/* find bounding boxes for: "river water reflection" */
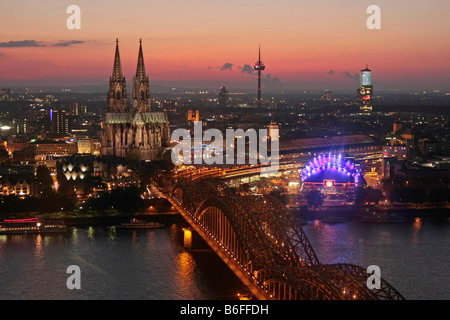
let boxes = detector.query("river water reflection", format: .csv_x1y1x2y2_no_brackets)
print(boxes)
302,216,450,299
0,216,448,300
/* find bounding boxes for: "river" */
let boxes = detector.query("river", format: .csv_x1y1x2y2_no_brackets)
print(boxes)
0,215,448,300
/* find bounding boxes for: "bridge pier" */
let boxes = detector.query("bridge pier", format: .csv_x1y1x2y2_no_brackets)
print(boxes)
183,228,192,249
182,227,206,250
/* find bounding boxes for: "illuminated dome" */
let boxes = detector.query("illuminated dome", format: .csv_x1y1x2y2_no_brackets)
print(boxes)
301,153,361,185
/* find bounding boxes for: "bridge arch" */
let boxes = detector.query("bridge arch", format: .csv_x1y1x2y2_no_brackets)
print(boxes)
256,265,345,300
241,194,320,267
194,196,255,271
220,194,281,269
311,263,405,300
163,177,404,300
171,182,195,213
194,194,280,273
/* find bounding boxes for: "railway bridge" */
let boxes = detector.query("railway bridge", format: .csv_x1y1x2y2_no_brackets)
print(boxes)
156,175,404,300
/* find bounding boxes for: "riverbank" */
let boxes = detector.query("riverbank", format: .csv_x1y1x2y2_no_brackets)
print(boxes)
63,212,181,228
291,205,450,221
0,209,181,228
2,203,449,228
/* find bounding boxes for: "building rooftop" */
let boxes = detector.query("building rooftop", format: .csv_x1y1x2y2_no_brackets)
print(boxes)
279,135,379,154
31,139,72,145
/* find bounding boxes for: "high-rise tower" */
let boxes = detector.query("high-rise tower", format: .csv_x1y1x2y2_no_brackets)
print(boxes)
50,109,69,135
253,45,265,108
218,86,229,108
357,65,373,113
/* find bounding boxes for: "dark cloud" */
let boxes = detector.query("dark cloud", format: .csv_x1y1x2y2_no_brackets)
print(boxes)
238,63,283,91
0,40,86,48
327,70,334,75
241,64,254,75
342,71,358,79
53,40,85,47
263,74,283,91
220,62,233,71
0,40,44,47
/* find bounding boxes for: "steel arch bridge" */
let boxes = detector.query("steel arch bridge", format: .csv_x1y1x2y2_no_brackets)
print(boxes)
156,176,404,300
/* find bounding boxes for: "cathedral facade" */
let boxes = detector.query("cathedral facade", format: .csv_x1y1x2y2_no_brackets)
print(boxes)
100,39,170,161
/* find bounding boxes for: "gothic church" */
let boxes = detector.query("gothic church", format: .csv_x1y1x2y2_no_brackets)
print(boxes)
100,39,170,161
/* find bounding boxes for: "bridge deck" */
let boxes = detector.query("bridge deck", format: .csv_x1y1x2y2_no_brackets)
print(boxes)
157,175,405,300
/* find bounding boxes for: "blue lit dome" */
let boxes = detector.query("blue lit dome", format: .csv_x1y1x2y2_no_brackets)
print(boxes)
301,153,361,185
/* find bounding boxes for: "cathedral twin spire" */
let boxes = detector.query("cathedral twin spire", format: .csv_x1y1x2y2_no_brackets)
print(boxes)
108,39,151,113
111,39,124,81
132,39,151,113
135,39,147,81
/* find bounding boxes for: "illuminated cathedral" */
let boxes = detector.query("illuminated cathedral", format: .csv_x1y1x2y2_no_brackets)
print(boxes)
100,39,170,161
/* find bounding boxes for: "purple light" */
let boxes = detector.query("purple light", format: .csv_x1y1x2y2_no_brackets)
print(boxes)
301,153,361,185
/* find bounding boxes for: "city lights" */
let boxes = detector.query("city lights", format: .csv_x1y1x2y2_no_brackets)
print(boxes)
0,0,447,308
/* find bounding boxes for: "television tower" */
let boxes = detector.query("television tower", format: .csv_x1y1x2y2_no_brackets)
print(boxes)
254,45,265,108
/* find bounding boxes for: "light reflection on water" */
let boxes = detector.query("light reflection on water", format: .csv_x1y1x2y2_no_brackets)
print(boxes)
0,222,243,300
302,217,450,300
0,217,448,300
412,217,422,246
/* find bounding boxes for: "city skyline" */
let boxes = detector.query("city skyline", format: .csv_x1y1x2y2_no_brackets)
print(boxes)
0,1,449,303
0,0,449,92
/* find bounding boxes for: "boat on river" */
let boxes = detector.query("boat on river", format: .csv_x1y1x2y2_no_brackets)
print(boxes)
360,211,405,223
0,218,67,235
116,218,165,229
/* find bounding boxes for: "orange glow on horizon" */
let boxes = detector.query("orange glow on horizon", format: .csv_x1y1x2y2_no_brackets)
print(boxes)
0,1,448,90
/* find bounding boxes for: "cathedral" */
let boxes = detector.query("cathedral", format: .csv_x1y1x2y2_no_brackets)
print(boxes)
100,39,170,161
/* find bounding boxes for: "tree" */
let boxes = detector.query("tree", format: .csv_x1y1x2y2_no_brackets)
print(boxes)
38,193,75,213
366,187,383,204
354,187,382,205
36,165,54,196
86,186,144,214
354,187,365,205
137,159,175,191
0,195,22,214
126,147,142,165
0,147,9,165
387,187,402,204
400,188,415,204
305,190,324,210
381,176,403,201
269,189,288,205
411,188,426,207
428,188,446,205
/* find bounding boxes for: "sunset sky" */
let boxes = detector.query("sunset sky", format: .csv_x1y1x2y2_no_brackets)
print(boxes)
1,0,449,92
